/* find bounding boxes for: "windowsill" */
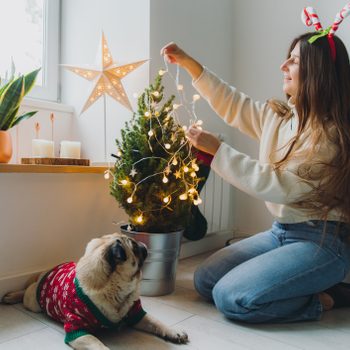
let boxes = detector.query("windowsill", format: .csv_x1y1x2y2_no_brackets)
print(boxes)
0,164,108,174
22,97,74,114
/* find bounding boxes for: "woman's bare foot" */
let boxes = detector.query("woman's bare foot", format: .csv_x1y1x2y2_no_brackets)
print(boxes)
319,292,335,311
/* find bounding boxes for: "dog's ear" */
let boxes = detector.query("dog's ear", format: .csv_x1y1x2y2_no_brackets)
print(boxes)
106,240,127,271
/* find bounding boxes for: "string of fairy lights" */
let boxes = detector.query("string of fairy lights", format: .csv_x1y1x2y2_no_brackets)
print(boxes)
106,60,205,227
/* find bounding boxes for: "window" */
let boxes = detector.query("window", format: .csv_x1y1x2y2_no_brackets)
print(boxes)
0,0,60,101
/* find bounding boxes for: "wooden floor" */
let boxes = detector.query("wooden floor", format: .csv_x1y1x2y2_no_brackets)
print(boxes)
1,251,350,349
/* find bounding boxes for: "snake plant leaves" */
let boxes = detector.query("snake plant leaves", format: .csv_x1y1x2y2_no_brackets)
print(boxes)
10,111,38,128
0,68,40,131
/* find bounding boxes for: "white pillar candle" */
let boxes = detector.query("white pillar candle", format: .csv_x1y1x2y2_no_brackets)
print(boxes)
60,141,81,159
32,139,55,158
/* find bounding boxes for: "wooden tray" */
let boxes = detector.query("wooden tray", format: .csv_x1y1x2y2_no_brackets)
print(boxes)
21,157,90,166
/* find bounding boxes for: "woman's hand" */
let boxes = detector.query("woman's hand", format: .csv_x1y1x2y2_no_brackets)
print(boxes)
186,126,221,156
160,42,188,65
160,42,203,80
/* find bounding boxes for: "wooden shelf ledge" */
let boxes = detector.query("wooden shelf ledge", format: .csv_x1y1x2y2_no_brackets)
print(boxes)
0,164,109,174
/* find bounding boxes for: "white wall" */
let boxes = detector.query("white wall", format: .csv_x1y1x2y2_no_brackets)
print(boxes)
7,100,74,163
228,0,305,234
60,0,150,164
0,0,150,299
0,172,128,298
149,0,237,231
231,0,350,234
8,0,151,165
151,0,350,235
3,1,350,297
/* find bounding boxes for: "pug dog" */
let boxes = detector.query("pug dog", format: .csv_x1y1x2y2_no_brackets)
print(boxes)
2,233,189,349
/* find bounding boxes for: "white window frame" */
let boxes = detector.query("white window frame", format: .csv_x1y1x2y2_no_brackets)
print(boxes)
28,0,60,102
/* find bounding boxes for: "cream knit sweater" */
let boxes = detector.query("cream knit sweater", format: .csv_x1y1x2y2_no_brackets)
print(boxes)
193,67,341,223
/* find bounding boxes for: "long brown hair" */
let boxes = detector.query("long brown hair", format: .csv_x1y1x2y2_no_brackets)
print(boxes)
269,32,350,222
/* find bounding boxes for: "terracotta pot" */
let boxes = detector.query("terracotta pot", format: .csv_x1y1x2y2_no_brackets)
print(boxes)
0,131,13,163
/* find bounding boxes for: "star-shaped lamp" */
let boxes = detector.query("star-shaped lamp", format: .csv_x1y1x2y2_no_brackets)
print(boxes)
63,32,147,113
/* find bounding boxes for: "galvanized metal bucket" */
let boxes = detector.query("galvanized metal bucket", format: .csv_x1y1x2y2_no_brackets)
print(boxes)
121,225,183,296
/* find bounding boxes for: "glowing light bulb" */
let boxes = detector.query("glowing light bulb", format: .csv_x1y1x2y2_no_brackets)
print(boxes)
189,188,196,194
153,91,160,97
190,171,196,178
127,197,133,203
165,143,171,150
193,94,200,101
121,179,128,185
136,215,143,223
193,164,200,171
144,111,150,117
162,176,169,183
159,69,166,76
177,84,183,91
148,130,154,137
117,150,122,157
104,171,110,180
197,119,203,125
179,193,188,200
183,166,189,173
172,158,178,166
163,196,170,203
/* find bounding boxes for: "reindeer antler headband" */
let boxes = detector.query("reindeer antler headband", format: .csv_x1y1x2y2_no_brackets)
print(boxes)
301,3,350,61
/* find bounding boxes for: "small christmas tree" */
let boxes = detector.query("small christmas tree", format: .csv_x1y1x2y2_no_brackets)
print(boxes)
110,74,203,233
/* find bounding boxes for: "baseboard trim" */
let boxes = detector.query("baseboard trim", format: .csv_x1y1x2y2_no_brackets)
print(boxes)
0,270,46,301
179,230,234,259
0,230,235,300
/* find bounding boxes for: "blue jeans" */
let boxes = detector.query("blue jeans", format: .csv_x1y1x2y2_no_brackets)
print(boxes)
194,221,350,323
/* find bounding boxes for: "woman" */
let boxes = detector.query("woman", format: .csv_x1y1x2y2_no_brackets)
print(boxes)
161,29,350,323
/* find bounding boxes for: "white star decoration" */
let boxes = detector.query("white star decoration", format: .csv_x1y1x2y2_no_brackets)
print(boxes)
130,168,137,177
62,32,148,113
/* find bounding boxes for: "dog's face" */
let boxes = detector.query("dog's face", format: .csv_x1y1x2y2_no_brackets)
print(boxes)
76,233,147,290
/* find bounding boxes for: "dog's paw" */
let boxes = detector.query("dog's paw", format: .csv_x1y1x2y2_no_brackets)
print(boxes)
2,291,24,304
69,334,110,350
164,330,189,344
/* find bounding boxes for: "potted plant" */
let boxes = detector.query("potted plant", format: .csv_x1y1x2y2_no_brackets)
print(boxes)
0,68,40,163
110,74,204,296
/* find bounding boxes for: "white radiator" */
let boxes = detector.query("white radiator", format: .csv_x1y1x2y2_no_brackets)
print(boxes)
200,170,233,234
